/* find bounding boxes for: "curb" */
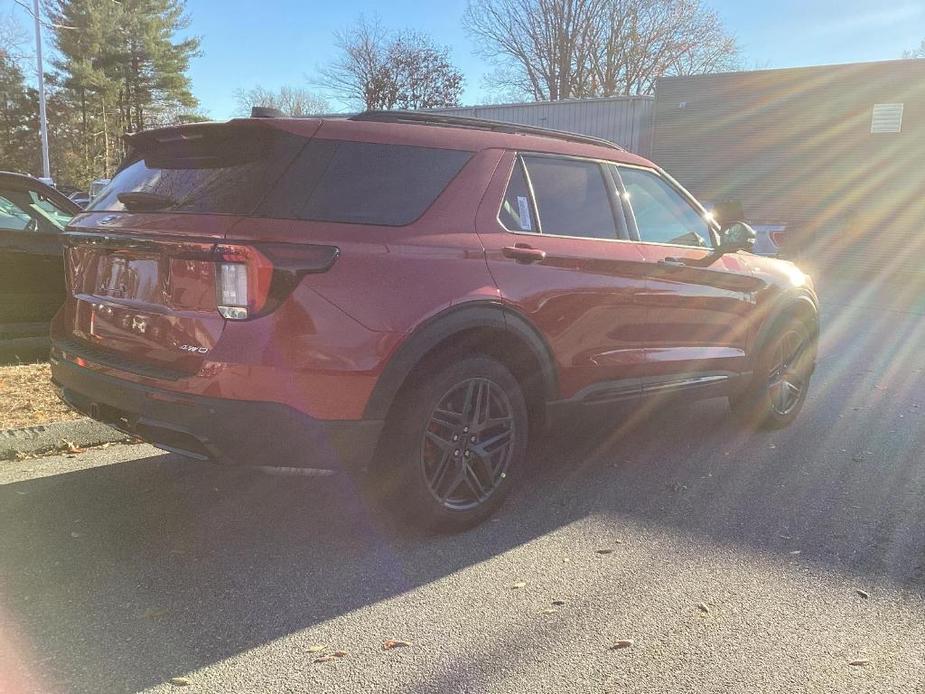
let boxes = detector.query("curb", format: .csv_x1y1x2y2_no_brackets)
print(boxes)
0,418,132,460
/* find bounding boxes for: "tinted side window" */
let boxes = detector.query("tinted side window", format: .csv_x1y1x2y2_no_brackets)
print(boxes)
618,167,712,247
0,193,32,232
0,190,70,233
522,157,617,240
262,140,472,226
499,160,535,231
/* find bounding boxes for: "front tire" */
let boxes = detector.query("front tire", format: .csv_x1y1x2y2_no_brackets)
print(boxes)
378,355,529,532
730,318,815,430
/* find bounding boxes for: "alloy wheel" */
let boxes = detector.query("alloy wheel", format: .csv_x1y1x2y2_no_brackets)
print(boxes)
768,329,808,416
420,378,516,511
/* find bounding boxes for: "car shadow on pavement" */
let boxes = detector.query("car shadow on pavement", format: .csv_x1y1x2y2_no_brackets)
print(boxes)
2,280,925,692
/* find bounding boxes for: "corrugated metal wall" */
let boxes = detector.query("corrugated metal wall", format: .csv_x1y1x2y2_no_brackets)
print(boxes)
428,96,655,157
652,60,925,279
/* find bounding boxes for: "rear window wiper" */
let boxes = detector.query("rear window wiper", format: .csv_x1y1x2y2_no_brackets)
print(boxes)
117,191,178,211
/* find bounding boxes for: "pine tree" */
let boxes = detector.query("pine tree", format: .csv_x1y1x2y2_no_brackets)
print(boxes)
0,51,40,174
45,0,200,183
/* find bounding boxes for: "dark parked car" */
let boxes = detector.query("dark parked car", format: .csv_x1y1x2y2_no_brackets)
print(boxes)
50,112,818,530
0,172,81,354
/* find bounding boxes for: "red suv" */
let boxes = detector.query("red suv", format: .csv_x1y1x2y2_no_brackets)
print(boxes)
51,111,818,529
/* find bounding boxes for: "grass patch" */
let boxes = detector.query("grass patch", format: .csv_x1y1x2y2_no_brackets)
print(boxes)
0,362,79,430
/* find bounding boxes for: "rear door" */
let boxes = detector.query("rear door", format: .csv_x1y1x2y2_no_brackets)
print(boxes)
58,121,315,375
476,151,650,403
613,164,760,383
0,182,76,329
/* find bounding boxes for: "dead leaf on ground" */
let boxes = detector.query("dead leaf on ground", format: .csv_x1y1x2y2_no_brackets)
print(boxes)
856,589,870,599
383,639,412,650
849,659,870,667
610,639,634,650
596,549,614,555
697,603,710,614
551,600,566,606
541,608,557,615
168,676,191,687
511,581,527,590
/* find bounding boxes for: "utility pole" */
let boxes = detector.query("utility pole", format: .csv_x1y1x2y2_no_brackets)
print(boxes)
32,0,51,180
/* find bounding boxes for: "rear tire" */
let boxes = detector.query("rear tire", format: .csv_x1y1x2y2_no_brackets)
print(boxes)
730,317,815,430
377,355,528,532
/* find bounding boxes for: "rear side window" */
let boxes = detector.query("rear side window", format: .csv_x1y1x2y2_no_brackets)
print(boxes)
521,156,617,240
260,140,472,226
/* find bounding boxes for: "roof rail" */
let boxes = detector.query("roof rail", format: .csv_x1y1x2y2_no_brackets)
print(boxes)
349,110,626,152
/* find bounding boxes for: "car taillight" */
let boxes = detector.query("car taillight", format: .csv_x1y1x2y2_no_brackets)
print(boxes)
216,262,250,319
212,243,339,320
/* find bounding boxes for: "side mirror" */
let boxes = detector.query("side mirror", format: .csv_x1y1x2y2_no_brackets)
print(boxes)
718,221,756,254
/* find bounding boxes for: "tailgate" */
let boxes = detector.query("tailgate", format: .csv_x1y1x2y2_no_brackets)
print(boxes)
62,215,239,376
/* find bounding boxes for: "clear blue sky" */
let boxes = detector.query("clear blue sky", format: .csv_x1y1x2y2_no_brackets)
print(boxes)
20,0,925,118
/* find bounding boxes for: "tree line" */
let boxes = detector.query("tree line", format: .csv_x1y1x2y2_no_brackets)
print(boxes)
2,0,920,190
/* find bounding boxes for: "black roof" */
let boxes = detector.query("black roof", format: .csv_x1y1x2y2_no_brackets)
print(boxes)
350,110,626,152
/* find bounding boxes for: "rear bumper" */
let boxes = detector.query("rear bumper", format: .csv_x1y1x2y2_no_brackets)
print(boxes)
50,355,383,471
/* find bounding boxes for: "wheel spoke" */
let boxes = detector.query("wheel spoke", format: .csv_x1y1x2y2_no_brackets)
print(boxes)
463,462,488,500
424,429,453,451
432,407,464,428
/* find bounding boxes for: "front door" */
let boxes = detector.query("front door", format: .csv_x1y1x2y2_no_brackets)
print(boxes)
0,184,74,330
612,164,760,385
476,152,651,403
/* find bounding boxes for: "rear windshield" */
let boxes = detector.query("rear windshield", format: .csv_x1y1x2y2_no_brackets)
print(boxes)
90,125,305,216
91,128,472,225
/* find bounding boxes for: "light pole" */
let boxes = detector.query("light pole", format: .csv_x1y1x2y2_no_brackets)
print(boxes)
32,0,51,180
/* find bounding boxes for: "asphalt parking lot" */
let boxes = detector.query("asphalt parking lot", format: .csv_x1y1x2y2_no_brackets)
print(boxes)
2,278,925,694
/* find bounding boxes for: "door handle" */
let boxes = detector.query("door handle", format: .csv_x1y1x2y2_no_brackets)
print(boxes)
658,257,687,269
502,244,547,264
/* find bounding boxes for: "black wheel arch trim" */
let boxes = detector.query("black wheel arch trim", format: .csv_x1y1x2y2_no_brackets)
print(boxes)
363,301,559,420
753,289,819,358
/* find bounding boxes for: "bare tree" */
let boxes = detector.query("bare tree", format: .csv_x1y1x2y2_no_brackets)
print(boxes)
320,17,463,110
234,85,329,116
0,11,30,67
465,0,739,100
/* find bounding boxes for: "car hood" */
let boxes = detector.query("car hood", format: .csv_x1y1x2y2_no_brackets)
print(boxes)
744,253,816,295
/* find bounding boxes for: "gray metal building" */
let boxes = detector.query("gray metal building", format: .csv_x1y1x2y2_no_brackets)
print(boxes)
652,60,925,278
428,95,655,157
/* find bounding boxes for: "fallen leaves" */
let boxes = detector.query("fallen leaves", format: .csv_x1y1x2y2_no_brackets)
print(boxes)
168,676,191,687
511,581,527,590
609,639,634,650
849,659,870,667
595,549,614,555
312,647,348,663
382,639,412,651
62,439,85,454
856,589,870,599
697,602,710,615
551,600,566,606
